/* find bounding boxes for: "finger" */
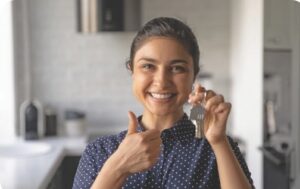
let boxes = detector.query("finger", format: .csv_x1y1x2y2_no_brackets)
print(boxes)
194,83,205,95
148,137,162,146
188,84,206,105
188,92,206,105
148,139,162,156
141,129,161,141
214,102,231,114
127,111,138,135
205,94,225,111
204,90,216,102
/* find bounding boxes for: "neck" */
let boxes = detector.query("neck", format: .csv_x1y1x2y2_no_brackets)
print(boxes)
141,110,184,132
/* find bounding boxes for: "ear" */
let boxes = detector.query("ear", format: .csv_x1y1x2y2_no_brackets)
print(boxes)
126,60,134,73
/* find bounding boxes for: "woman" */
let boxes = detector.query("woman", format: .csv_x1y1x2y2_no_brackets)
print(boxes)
73,17,254,189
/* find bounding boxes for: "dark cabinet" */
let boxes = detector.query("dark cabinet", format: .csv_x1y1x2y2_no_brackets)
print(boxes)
77,0,140,33
47,156,81,189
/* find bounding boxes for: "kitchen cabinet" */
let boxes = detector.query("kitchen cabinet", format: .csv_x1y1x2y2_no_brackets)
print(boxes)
264,0,291,49
47,156,81,189
77,0,141,32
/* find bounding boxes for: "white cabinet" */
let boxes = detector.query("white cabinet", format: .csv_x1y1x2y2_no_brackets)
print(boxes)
264,0,291,49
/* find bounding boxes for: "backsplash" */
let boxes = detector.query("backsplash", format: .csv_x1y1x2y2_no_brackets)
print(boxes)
13,0,231,134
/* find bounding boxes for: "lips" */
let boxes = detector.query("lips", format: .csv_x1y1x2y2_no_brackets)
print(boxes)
149,92,176,100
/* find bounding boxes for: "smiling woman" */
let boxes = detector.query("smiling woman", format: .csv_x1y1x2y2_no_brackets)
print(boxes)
72,17,254,189
0,0,16,139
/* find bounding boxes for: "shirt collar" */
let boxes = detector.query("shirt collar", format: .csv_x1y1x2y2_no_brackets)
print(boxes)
137,113,197,143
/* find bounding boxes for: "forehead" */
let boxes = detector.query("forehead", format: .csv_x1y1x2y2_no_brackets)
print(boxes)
133,37,192,62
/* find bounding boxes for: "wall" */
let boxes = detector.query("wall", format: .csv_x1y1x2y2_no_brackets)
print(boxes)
230,0,264,188
291,2,300,188
14,0,138,134
14,0,231,134
0,1,16,139
142,0,231,80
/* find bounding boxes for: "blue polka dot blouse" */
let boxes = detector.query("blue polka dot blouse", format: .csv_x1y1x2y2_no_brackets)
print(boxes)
73,114,254,189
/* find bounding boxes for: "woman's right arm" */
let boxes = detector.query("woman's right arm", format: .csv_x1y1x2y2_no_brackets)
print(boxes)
91,111,161,189
90,151,130,189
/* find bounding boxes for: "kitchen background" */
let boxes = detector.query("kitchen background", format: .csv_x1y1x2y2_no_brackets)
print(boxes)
0,0,300,189
12,0,232,134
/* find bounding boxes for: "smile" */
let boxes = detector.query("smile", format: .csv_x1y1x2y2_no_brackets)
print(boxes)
149,92,176,100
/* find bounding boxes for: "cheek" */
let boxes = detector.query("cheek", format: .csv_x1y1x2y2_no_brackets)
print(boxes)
176,77,193,97
132,72,150,94
132,72,146,85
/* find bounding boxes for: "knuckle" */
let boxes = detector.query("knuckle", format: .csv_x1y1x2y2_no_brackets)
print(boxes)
158,138,162,144
145,161,153,168
143,145,151,152
136,135,146,143
153,130,161,136
146,151,152,159
218,94,224,100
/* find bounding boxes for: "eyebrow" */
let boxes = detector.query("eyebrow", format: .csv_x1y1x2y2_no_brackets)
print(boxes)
137,57,189,64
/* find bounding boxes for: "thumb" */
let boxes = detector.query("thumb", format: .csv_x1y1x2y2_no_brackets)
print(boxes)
127,111,138,135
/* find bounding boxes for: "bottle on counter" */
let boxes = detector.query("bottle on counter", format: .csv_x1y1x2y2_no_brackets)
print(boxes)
20,100,44,140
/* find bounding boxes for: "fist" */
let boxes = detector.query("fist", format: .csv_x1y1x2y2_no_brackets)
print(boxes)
114,111,162,174
189,84,231,145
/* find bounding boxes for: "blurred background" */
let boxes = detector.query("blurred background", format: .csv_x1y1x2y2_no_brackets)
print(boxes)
0,0,300,189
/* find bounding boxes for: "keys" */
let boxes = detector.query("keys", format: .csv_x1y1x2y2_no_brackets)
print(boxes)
190,105,205,139
189,91,206,139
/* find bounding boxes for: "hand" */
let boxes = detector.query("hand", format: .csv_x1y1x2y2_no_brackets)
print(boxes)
188,84,231,145
112,111,162,175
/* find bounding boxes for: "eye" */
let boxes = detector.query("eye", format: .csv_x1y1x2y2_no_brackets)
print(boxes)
141,63,155,71
171,65,186,73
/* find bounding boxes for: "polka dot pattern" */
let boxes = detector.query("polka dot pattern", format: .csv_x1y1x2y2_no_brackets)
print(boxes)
73,114,254,189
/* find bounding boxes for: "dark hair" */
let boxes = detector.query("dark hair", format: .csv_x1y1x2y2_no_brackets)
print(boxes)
126,17,200,79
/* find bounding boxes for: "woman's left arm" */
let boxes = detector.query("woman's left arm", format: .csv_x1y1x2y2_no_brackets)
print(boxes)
189,84,252,189
211,137,252,189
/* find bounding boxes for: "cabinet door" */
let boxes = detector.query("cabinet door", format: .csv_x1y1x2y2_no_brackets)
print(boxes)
264,0,291,49
47,163,64,189
62,156,81,189
47,156,81,189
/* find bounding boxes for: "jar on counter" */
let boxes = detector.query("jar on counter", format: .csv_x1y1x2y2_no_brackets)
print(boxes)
45,108,57,136
64,110,86,137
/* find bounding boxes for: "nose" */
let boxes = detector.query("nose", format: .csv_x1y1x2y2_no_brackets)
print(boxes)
153,68,171,88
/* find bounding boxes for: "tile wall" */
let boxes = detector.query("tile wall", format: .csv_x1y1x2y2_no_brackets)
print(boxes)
13,0,230,134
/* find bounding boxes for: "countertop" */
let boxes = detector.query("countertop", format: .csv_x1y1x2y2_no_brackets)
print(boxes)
0,136,88,189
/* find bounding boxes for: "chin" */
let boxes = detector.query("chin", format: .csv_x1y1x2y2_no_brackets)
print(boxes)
149,107,183,117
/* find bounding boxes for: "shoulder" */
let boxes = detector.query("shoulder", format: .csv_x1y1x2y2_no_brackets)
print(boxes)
84,130,127,157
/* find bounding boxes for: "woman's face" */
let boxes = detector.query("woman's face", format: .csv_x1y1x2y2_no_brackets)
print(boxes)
132,37,194,117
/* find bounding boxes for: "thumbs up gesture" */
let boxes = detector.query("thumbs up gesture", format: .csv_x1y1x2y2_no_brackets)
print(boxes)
112,111,162,174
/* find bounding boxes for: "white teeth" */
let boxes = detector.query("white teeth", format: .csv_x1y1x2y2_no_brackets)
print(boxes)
150,93,173,99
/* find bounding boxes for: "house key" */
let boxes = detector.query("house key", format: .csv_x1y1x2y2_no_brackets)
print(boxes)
189,91,206,139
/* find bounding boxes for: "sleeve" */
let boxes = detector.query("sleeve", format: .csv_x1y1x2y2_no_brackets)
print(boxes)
72,141,109,189
227,136,255,189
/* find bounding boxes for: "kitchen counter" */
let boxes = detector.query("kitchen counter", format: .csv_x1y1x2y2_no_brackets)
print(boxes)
0,136,87,189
